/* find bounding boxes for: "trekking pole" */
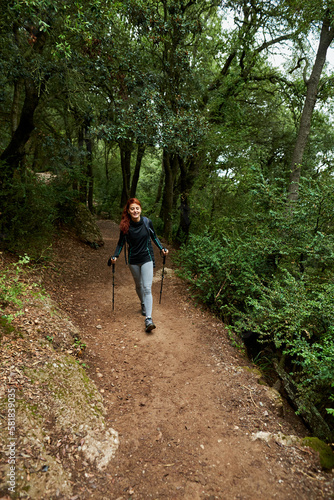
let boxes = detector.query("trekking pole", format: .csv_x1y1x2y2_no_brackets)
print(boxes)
112,262,115,311
159,254,166,304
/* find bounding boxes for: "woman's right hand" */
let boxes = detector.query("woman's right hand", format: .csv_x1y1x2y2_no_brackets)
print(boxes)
107,257,117,266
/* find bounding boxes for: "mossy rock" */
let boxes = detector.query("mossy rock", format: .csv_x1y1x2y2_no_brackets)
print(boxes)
72,203,104,248
239,366,263,378
302,437,334,471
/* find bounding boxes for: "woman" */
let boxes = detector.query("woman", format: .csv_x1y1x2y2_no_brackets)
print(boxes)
108,198,168,333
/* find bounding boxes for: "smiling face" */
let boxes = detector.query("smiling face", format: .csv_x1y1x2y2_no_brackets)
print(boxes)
128,203,142,222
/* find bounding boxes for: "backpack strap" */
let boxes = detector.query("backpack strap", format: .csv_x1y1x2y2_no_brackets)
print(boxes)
142,216,153,237
124,235,127,265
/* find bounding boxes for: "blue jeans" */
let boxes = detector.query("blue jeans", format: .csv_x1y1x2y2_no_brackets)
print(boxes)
129,261,154,318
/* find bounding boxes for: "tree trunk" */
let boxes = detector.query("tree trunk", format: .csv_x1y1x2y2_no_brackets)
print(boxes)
160,150,178,241
11,79,24,137
287,13,334,202
130,144,146,198
154,162,165,207
120,140,132,207
0,78,41,178
104,142,111,181
0,27,47,180
84,118,94,213
78,126,86,203
176,156,198,240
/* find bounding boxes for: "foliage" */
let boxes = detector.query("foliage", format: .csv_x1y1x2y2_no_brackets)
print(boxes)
0,171,58,258
0,168,85,258
0,254,31,322
177,171,334,431
136,151,163,212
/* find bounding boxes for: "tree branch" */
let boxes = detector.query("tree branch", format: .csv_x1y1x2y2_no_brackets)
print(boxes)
288,57,307,74
255,33,296,55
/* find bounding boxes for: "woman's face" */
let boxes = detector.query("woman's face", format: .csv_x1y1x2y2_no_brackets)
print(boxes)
128,203,142,222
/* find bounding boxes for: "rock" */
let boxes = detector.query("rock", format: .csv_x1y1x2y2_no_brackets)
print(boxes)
262,386,284,417
251,431,300,447
237,365,267,385
274,360,333,441
81,426,119,470
302,437,334,471
152,267,174,282
72,203,104,248
239,366,263,379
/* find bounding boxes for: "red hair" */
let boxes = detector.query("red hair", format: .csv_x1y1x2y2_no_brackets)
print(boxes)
120,198,142,234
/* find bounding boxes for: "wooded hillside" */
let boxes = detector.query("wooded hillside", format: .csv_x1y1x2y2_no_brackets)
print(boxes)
1,0,334,441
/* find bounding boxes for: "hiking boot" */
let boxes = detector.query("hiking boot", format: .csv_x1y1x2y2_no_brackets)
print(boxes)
145,317,156,333
141,303,146,316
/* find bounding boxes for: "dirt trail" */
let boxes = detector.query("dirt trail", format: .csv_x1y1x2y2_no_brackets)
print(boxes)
50,220,334,499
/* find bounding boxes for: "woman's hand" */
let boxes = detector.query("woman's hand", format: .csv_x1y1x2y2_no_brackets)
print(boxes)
107,256,117,266
161,248,169,256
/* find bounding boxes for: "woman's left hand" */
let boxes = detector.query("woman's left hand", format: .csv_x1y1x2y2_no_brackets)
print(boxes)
162,248,169,256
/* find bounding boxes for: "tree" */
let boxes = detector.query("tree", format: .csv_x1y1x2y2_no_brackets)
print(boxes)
287,8,334,201
127,0,222,239
0,1,116,169
0,21,48,175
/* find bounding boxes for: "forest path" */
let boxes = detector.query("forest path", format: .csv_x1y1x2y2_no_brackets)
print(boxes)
49,219,333,499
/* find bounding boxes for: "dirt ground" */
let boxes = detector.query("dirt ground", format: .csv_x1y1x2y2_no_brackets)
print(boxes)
45,219,334,499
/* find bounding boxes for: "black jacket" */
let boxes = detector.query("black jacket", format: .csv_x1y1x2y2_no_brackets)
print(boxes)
113,216,163,266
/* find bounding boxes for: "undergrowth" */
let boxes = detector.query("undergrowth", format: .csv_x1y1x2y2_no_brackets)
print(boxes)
176,174,334,438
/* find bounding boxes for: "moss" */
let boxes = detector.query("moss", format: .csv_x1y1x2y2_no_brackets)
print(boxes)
24,354,105,431
17,400,43,422
93,404,104,417
240,365,262,377
302,437,334,471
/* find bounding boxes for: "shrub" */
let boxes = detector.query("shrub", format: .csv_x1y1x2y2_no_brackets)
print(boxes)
0,254,31,322
177,173,334,434
0,172,57,258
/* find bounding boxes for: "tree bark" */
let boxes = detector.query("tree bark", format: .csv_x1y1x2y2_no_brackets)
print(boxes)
0,28,47,180
176,156,198,240
11,79,24,137
287,13,334,202
154,162,165,208
130,144,146,198
0,78,41,177
104,142,112,181
84,118,94,213
78,126,86,203
120,140,132,207
160,150,178,241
